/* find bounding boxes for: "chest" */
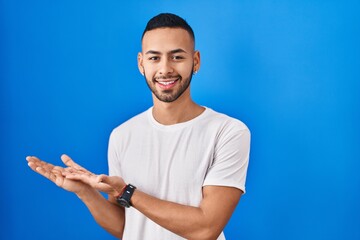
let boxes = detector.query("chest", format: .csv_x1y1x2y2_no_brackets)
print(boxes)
118,128,216,203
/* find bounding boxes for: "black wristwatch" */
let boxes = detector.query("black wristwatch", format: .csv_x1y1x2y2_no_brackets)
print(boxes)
116,184,136,208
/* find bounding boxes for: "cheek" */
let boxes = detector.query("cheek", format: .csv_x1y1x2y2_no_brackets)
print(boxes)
143,66,155,77
143,72,152,82
179,63,194,76
143,71,157,84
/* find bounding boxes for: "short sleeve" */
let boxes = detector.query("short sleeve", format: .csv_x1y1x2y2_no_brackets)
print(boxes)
203,124,250,194
107,129,122,177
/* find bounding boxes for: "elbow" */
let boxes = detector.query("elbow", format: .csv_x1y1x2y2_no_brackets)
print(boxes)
99,223,123,239
106,228,123,239
113,231,123,239
201,229,222,240
188,227,222,240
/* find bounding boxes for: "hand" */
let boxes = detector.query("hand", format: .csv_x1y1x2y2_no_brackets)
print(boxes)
98,175,127,198
26,154,90,194
64,169,127,197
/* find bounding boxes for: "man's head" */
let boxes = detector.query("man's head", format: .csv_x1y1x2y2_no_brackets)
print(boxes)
138,13,200,103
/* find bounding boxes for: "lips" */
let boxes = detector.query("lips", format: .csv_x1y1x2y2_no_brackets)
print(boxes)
155,77,180,89
158,80,176,85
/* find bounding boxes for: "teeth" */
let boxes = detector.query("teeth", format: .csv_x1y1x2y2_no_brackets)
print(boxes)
159,81,175,85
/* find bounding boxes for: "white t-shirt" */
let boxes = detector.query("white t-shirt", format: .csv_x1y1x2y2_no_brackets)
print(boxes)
108,107,250,240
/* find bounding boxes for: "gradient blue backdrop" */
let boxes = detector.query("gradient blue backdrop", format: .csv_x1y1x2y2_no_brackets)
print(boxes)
1,1,359,239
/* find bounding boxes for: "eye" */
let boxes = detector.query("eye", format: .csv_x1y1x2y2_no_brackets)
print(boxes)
172,55,184,61
148,56,160,61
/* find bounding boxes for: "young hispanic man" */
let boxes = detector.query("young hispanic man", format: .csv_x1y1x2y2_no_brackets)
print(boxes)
27,13,251,240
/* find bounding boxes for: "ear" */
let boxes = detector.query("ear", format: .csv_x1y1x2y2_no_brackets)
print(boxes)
137,52,144,75
193,50,201,73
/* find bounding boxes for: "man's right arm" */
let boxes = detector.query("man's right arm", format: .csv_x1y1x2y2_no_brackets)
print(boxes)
26,155,125,239
75,186,125,238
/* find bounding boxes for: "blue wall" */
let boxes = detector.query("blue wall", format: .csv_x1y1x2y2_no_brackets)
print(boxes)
1,1,359,239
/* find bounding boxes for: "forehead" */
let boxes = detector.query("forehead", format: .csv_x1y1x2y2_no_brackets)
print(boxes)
142,28,194,53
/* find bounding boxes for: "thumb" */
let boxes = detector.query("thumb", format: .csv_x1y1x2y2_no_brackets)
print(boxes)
61,154,84,170
98,174,126,194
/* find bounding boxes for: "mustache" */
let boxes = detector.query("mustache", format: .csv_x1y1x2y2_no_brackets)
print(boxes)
154,75,181,81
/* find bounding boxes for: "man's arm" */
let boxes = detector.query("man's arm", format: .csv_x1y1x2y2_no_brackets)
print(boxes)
133,185,241,240
26,155,125,238
75,187,125,238
97,175,242,240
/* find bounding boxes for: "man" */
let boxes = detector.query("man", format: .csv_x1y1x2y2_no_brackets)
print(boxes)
27,13,250,240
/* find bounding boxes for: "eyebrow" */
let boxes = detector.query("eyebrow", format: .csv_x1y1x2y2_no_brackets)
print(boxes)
145,48,187,55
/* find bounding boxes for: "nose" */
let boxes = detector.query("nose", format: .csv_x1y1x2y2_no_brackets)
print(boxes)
158,59,174,75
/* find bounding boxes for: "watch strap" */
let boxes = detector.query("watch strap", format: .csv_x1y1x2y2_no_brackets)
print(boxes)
116,184,136,208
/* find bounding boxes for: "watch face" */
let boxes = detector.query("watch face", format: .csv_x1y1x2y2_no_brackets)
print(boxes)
117,198,130,208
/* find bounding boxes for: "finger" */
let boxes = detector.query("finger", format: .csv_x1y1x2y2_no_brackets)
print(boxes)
97,175,125,193
26,156,43,166
26,156,60,185
61,154,93,174
65,172,93,186
95,182,116,194
26,156,40,162
27,159,39,171
27,156,56,170
33,166,57,183
61,154,81,169
26,157,47,173
26,156,34,163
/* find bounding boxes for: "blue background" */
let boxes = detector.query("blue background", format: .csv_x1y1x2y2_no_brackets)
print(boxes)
1,0,359,239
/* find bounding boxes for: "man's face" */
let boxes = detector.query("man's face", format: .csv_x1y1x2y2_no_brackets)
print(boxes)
138,28,200,103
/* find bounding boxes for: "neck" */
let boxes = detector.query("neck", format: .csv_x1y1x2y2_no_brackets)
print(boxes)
152,91,205,125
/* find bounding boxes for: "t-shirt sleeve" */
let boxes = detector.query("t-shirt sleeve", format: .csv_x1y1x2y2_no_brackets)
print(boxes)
203,124,251,194
107,129,122,177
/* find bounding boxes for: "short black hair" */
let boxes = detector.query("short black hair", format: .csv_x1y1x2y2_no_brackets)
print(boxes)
142,13,195,42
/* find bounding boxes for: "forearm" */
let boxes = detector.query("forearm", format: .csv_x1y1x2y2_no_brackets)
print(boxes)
133,192,205,239
131,187,239,240
76,187,125,238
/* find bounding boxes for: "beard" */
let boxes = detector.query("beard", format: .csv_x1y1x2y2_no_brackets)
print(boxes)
144,69,194,103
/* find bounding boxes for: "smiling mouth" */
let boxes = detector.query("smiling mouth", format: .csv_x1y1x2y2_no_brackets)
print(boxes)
157,79,177,85
155,77,180,89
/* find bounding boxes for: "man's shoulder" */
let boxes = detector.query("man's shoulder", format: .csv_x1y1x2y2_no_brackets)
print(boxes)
203,107,249,133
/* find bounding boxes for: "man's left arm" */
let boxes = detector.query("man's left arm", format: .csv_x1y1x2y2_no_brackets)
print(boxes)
95,174,242,240
130,184,242,240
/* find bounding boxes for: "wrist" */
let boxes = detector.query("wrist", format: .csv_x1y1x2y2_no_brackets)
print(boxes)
115,185,127,199
75,185,97,200
130,188,139,207
116,184,136,208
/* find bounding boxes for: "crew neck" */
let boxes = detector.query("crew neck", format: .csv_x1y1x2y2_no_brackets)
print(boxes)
147,107,210,131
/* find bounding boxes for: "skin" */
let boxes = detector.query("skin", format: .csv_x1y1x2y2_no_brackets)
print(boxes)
138,27,204,125
26,27,242,240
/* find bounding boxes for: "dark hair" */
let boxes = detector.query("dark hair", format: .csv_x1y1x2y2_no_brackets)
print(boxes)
142,13,195,42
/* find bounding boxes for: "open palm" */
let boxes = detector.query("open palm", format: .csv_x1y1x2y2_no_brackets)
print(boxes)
27,155,94,194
